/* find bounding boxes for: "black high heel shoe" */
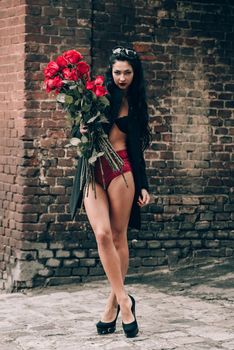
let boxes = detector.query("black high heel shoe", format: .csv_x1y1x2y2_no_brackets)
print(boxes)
122,295,139,338
96,305,120,335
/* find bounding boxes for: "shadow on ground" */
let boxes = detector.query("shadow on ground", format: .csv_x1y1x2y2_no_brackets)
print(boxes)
128,257,234,305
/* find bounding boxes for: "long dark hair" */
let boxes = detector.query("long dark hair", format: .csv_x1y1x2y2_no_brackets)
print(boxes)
105,47,151,150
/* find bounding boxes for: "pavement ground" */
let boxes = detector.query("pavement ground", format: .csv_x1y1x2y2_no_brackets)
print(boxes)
0,257,233,350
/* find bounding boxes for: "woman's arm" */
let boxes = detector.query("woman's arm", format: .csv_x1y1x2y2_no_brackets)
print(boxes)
140,154,149,191
137,152,150,207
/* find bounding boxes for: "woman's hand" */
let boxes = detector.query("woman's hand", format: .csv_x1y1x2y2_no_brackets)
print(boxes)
137,188,150,207
80,123,88,134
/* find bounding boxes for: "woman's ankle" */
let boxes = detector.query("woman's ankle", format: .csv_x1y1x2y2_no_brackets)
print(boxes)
118,293,130,307
103,297,117,313
107,292,118,306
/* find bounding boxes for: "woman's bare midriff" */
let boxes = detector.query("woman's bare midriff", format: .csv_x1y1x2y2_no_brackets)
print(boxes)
109,96,128,151
108,123,127,151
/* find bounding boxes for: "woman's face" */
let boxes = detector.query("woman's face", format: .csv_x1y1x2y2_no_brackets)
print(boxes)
112,60,134,91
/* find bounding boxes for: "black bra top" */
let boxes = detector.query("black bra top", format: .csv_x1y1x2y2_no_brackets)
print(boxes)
115,115,129,134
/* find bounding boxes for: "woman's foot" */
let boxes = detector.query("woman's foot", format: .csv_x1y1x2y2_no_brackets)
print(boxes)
96,304,120,335
100,303,119,323
100,295,119,322
96,295,120,335
119,294,135,324
122,295,139,338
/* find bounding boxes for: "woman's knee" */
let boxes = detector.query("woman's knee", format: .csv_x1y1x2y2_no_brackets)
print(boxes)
94,228,112,246
112,228,128,249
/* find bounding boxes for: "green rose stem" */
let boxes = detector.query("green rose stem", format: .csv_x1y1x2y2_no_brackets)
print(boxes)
97,132,128,187
79,128,129,210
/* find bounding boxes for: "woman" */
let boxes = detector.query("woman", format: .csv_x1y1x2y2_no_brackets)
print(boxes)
70,46,151,338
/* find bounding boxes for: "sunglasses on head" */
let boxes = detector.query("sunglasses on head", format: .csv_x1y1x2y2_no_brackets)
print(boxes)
112,46,137,58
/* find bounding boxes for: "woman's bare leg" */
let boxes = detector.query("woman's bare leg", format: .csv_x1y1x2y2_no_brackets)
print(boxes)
101,234,129,321
99,172,135,322
84,179,134,323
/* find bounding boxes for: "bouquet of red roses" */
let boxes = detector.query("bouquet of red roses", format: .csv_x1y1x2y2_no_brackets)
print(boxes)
43,49,125,193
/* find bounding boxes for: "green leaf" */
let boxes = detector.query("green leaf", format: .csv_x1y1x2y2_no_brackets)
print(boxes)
62,79,72,84
80,97,86,108
81,135,89,143
82,104,91,112
99,115,109,123
86,114,99,124
56,93,66,103
75,114,82,124
69,84,78,90
91,91,97,100
98,96,110,106
88,155,98,164
74,99,81,106
70,137,81,146
65,114,73,124
97,151,104,157
65,95,74,104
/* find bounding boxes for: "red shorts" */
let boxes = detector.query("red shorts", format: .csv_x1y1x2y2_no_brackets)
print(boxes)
95,149,132,189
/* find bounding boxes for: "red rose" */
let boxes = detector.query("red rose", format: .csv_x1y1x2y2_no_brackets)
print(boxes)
52,76,64,90
70,68,78,80
77,61,90,77
94,75,105,85
62,68,78,81
56,55,68,68
86,77,107,96
62,68,70,80
95,85,108,97
86,71,91,81
44,76,63,93
86,80,95,90
44,78,54,93
44,61,60,78
63,50,83,64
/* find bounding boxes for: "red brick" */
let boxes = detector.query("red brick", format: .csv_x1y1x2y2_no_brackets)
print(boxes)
1,0,234,292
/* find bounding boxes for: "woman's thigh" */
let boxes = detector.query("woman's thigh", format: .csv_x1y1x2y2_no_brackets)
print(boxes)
107,172,135,233
84,182,111,233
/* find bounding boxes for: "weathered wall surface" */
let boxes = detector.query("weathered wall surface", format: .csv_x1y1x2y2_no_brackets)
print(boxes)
0,0,27,290
0,0,233,290
92,0,234,271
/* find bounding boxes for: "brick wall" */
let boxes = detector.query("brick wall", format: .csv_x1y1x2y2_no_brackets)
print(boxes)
92,0,234,271
15,0,93,290
0,0,26,290
0,0,233,291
